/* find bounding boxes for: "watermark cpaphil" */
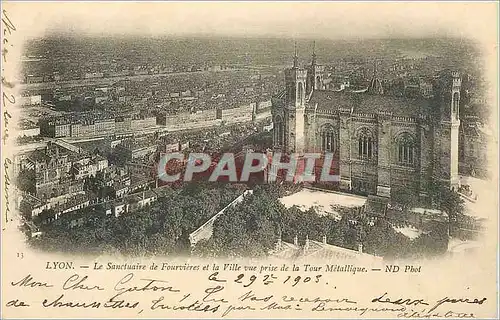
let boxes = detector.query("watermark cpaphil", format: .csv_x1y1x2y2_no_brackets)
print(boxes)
157,151,340,184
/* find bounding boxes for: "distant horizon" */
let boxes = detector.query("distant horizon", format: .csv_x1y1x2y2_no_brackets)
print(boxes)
23,36,480,62
29,34,475,42
4,2,496,44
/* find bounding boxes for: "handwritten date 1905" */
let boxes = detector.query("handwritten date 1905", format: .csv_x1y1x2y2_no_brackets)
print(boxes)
208,272,322,287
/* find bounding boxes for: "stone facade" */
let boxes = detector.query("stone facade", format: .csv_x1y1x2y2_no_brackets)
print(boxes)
271,50,461,198
459,117,490,178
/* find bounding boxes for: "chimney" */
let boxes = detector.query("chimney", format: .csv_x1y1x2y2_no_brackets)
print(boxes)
358,243,363,253
322,235,327,245
294,234,298,246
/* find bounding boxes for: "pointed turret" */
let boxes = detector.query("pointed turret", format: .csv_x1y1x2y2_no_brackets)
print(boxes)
283,42,307,153
368,59,384,95
311,40,317,66
293,41,299,69
306,40,324,94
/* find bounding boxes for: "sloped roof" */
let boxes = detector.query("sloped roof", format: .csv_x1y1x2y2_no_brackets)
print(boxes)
270,240,382,262
309,90,437,118
303,240,382,261
28,149,51,164
269,241,301,260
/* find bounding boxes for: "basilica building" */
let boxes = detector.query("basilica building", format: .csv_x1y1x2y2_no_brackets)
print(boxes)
271,46,461,199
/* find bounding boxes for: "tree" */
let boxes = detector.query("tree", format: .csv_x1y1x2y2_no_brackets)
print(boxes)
17,169,36,194
194,190,285,258
412,222,449,257
28,183,244,256
430,182,465,237
35,209,56,226
391,188,419,212
363,218,412,259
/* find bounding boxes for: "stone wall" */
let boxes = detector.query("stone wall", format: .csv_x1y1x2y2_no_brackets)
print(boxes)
303,108,429,196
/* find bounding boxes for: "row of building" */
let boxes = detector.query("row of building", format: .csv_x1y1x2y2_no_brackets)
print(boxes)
158,100,272,126
39,114,157,138
23,65,237,84
16,120,264,225
36,99,272,139
16,139,158,221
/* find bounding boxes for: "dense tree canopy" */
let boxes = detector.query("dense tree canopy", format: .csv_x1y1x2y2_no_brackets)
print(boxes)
29,183,243,256
193,185,285,258
17,169,36,194
194,185,449,259
30,182,452,259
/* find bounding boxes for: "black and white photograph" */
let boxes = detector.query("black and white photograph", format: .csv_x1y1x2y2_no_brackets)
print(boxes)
1,2,498,319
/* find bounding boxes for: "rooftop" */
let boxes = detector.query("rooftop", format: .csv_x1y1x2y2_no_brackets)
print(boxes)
309,89,437,118
270,239,382,262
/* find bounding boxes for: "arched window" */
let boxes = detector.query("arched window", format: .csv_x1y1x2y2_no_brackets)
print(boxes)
320,125,336,153
397,133,415,166
274,116,284,147
357,128,375,159
316,76,321,89
297,82,304,104
452,92,459,116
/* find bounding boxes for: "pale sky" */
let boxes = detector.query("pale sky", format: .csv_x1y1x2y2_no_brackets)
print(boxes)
2,1,498,41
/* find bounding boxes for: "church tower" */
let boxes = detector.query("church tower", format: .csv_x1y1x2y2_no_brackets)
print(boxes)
306,41,325,95
283,43,307,154
435,71,461,189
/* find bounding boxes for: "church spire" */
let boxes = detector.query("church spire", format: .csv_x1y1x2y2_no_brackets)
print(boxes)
368,59,384,95
293,41,299,68
311,40,317,66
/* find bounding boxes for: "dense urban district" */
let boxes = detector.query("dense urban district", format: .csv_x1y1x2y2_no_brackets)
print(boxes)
13,37,493,261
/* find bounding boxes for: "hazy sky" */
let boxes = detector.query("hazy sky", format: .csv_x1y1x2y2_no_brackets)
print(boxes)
3,1,498,41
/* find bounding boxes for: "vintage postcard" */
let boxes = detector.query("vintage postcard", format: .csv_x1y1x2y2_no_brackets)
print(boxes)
1,1,498,319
